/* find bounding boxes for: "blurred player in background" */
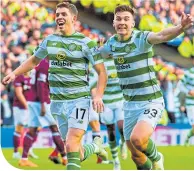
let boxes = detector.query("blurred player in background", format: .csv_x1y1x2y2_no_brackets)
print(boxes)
2,2,108,170
181,56,194,146
100,4,193,170
89,57,127,170
12,72,38,159
18,59,66,167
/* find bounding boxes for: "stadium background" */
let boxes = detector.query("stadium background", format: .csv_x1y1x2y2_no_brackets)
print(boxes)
1,0,194,170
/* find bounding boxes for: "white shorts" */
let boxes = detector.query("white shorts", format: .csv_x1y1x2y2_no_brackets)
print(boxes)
28,102,56,127
186,106,194,125
123,101,164,140
13,107,29,126
100,107,124,125
51,98,90,140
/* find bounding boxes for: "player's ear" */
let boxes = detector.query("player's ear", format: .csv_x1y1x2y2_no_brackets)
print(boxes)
72,15,77,23
113,20,115,27
132,21,135,28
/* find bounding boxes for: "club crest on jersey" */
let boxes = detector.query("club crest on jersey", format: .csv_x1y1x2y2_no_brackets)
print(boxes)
68,43,77,51
117,56,125,64
56,51,66,61
125,45,131,53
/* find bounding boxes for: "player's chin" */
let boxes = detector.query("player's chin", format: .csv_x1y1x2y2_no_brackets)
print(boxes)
116,30,127,35
58,26,64,30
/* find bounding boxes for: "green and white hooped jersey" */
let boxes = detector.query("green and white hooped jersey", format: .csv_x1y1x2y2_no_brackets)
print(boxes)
181,67,194,106
101,30,163,103
89,58,124,108
34,32,103,101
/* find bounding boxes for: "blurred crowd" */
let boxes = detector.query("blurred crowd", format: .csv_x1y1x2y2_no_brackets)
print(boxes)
153,56,189,125
77,0,194,58
0,0,190,126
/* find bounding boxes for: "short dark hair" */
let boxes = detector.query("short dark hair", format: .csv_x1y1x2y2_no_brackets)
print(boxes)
56,1,78,16
114,5,136,17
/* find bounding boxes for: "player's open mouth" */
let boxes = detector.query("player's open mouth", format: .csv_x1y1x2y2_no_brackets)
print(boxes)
118,27,127,29
118,25,127,30
58,23,64,26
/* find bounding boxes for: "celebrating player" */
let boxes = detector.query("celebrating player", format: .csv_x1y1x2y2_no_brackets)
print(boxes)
2,2,107,170
100,4,193,170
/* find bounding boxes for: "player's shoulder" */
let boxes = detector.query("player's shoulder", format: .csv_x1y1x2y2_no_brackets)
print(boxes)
104,35,117,46
132,29,148,38
76,33,97,48
108,35,117,42
72,32,86,39
44,34,58,40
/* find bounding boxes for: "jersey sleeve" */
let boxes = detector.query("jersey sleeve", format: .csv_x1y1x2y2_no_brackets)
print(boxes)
84,40,103,66
141,31,153,51
33,38,48,59
100,39,113,58
13,75,23,87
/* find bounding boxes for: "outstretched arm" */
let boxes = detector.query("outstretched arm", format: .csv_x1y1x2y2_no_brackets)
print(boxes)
148,12,193,45
2,56,41,85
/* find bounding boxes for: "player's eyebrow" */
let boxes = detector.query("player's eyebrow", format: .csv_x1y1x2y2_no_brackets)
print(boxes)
115,15,131,18
56,12,67,16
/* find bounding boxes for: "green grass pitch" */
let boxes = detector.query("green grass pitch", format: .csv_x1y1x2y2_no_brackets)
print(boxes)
2,146,194,170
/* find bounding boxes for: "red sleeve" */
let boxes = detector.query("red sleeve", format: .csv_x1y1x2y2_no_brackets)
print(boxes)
13,75,23,87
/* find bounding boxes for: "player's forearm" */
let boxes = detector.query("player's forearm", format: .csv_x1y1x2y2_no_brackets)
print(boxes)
91,88,97,98
96,71,107,98
13,56,41,76
157,24,184,43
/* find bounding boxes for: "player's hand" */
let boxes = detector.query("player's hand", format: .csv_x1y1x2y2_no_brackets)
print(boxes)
188,90,194,96
181,12,193,30
2,72,16,85
40,103,46,116
23,103,28,110
92,96,104,113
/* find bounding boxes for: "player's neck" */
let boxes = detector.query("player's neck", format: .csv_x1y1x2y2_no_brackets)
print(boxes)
117,30,133,42
58,26,76,36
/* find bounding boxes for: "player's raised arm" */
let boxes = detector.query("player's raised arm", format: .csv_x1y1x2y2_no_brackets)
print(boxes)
2,35,49,85
147,12,193,45
2,56,42,85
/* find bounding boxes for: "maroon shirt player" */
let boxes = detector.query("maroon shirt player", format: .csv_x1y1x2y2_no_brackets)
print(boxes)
13,74,31,109
12,73,32,159
36,58,50,105
19,58,66,167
